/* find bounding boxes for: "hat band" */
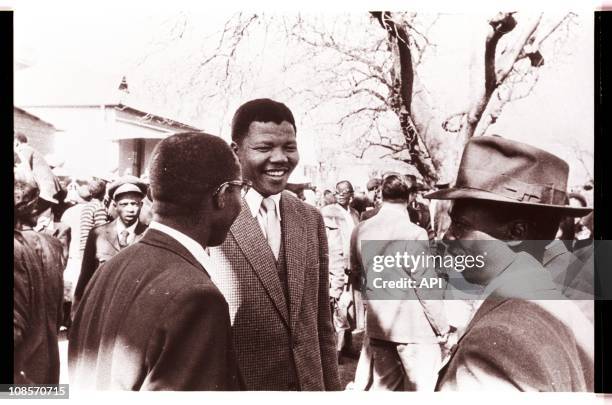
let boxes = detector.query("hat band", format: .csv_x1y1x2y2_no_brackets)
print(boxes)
460,169,567,205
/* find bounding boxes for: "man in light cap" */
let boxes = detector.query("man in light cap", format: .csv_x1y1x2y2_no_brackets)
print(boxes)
74,177,148,304
429,135,593,391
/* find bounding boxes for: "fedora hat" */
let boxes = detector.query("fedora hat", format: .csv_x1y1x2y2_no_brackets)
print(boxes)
425,136,591,217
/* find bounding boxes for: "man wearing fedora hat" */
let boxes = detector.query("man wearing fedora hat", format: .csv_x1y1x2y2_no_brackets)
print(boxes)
429,136,593,391
73,177,148,304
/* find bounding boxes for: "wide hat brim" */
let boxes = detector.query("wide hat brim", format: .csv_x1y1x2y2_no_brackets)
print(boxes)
425,187,592,217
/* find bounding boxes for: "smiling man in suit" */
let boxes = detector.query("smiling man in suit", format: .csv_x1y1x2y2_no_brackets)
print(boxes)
208,98,341,391
73,177,148,304
69,132,245,390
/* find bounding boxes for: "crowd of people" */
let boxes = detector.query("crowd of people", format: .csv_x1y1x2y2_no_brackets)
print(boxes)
14,98,595,391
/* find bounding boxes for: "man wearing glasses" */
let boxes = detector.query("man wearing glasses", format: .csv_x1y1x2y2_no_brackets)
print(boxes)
208,98,341,390
69,132,244,390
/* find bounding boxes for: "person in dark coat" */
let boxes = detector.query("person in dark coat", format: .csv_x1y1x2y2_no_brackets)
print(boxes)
14,168,64,384
428,136,593,391
68,132,245,390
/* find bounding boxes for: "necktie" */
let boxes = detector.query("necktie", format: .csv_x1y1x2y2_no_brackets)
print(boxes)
260,198,281,260
118,229,129,248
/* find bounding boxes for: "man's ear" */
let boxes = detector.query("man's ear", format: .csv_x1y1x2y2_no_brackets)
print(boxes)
230,141,239,154
213,189,226,210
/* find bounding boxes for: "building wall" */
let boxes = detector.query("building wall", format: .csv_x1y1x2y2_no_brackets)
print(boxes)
13,108,56,156
20,106,188,180
21,106,119,178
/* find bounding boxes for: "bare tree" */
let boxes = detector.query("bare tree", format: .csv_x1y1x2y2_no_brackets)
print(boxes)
440,12,578,174
131,11,580,184
282,11,578,184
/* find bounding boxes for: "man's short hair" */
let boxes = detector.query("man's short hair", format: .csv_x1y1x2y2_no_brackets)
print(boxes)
15,132,28,144
88,179,107,200
336,180,354,193
231,98,296,144
366,178,381,191
149,132,240,216
381,174,409,202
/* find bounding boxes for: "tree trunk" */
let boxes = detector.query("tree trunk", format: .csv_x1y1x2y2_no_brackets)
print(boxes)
372,11,439,184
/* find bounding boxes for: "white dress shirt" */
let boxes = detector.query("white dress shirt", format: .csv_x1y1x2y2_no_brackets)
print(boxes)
244,188,282,223
244,188,282,259
148,221,212,271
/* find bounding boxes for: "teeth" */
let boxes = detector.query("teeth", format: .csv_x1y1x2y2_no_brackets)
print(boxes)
266,170,286,176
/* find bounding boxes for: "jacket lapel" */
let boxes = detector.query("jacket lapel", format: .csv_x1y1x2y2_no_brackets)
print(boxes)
104,219,121,252
132,221,148,244
438,252,561,376
281,193,306,331
230,199,290,326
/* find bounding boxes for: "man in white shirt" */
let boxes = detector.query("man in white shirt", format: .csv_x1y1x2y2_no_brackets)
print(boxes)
69,132,244,390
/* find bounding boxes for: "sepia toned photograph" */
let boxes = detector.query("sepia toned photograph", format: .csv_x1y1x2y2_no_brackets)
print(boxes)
12,1,598,396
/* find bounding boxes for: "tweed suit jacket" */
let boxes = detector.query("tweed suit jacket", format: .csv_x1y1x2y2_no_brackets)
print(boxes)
208,191,341,391
68,229,240,390
74,218,147,302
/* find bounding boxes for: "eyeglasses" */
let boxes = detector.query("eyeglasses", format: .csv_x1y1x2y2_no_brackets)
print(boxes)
213,179,252,198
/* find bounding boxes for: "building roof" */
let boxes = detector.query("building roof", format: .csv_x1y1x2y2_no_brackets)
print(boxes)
113,104,201,132
15,65,200,131
14,106,58,131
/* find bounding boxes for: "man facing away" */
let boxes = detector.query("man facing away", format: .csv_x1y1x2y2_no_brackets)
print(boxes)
208,98,341,390
68,132,245,390
350,173,451,391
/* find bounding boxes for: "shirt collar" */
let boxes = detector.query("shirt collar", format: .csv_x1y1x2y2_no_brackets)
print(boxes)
379,201,411,219
542,239,569,265
148,221,210,270
116,219,138,235
244,188,282,221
